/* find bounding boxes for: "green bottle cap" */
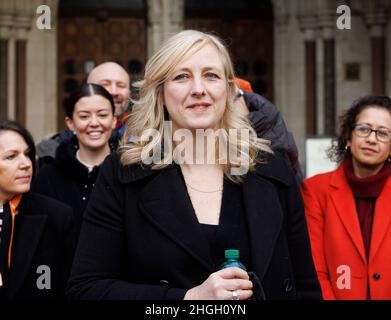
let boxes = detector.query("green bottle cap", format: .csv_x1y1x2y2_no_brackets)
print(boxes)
225,249,239,259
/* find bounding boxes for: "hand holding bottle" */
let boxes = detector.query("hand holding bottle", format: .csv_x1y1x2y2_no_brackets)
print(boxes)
183,267,253,300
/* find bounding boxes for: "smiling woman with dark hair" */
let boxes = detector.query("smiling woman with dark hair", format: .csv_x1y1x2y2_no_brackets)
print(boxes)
0,119,74,299
302,95,391,300
33,83,118,239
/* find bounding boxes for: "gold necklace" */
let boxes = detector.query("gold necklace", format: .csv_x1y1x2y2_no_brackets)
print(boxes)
186,183,223,193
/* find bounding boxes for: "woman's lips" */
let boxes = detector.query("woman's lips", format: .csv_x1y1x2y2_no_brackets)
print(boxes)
186,103,211,112
87,131,104,139
361,147,377,155
16,175,31,183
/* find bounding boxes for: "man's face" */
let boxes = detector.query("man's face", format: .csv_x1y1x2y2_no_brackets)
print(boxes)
88,62,131,116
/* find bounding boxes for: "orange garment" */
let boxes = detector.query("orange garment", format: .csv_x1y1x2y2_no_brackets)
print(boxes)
8,194,22,269
235,77,253,92
301,166,391,300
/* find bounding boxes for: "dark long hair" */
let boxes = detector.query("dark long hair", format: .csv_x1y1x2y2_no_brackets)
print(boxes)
65,83,115,118
0,119,36,179
328,95,391,163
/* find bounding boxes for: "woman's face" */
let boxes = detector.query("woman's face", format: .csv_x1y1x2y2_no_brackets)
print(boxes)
0,130,32,202
347,106,391,175
65,94,116,152
163,43,228,132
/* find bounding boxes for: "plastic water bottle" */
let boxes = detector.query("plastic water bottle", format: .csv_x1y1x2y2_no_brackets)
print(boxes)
219,249,246,271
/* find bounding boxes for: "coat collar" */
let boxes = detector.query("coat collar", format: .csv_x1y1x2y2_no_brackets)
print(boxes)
125,154,289,279
116,152,292,187
5,193,48,299
55,134,119,181
329,166,367,263
138,165,215,273
369,176,391,262
329,166,391,263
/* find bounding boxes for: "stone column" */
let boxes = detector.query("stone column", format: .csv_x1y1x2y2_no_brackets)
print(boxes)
319,10,336,136
0,39,8,118
272,0,290,116
13,3,32,126
0,1,14,119
298,15,317,135
0,0,33,125
364,10,387,95
147,0,184,57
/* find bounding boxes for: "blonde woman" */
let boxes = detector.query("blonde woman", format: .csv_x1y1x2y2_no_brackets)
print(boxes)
67,30,320,300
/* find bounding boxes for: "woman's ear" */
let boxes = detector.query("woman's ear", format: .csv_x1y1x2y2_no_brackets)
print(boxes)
65,117,74,131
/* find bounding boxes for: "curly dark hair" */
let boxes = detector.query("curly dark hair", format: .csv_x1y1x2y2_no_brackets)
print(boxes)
328,95,391,163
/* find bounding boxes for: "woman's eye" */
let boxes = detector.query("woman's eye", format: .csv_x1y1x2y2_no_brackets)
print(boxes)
358,127,370,134
5,154,16,160
378,130,391,139
79,115,89,120
99,114,109,118
173,74,188,81
205,72,219,79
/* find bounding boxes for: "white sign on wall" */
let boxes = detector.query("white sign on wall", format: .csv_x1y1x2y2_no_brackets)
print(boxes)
305,137,337,178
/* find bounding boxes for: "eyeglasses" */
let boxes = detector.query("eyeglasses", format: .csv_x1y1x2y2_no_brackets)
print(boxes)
353,124,391,143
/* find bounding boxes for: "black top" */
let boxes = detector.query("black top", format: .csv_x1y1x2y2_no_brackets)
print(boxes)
0,203,11,298
32,133,119,238
198,179,251,271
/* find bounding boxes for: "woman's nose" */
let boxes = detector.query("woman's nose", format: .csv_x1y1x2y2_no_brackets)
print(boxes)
366,130,378,143
89,114,99,125
20,154,32,169
190,78,206,97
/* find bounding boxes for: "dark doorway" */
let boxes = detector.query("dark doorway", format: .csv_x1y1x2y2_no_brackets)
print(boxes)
57,0,147,129
185,0,274,101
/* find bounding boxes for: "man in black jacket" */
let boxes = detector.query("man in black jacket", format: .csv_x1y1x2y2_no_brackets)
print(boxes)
235,86,303,183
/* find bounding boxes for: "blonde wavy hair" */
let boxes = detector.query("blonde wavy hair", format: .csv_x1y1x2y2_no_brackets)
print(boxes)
119,29,272,182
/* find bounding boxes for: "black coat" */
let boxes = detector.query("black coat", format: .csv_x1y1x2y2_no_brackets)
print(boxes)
1,192,74,300
67,152,321,300
246,92,303,182
32,135,118,237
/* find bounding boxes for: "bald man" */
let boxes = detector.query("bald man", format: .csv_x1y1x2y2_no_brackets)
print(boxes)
87,62,131,117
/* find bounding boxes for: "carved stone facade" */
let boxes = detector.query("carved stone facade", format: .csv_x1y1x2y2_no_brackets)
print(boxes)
0,0,58,140
1,0,390,171
146,0,184,57
273,0,391,172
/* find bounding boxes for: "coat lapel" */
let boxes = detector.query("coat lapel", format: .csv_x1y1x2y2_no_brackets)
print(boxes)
369,177,391,262
5,194,47,299
242,172,283,279
138,165,215,273
329,168,367,263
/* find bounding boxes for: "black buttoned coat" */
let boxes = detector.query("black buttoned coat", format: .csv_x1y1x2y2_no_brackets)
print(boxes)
67,152,321,300
1,192,74,300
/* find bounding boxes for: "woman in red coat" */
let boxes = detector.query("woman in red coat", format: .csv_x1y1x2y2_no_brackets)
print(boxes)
301,96,391,300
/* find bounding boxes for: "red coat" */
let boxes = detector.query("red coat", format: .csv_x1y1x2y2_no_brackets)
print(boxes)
301,166,391,300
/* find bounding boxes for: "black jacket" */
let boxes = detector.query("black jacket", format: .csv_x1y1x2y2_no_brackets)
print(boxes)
67,152,321,300
0,192,74,300
32,134,118,237
246,92,303,182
